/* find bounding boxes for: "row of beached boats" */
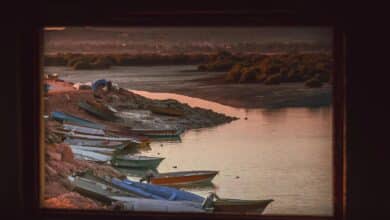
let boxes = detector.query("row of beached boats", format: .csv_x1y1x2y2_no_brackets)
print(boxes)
68,171,274,213
48,98,274,213
50,111,219,186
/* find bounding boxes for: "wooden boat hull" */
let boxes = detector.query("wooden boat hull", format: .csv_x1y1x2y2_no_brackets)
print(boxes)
213,199,274,213
111,156,164,169
150,171,218,186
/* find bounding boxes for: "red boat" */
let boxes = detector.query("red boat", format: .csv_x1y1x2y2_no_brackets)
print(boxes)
146,170,219,186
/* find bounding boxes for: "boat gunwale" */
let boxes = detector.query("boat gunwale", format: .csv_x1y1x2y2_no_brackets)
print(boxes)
154,170,219,178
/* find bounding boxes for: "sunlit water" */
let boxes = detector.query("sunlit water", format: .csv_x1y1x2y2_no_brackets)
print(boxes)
47,65,333,215
130,90,333,216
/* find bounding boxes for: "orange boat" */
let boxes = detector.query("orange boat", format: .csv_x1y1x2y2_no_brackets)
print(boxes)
146,170,218,186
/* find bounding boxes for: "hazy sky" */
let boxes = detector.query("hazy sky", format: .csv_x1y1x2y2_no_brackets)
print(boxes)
44,26,332,54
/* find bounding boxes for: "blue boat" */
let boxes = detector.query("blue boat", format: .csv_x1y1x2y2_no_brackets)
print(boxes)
51,111,105,130
111,178,205,203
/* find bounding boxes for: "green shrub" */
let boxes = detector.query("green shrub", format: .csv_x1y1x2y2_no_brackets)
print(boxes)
225,64,243,82
255,73,267,82
239,67,259,83
305,77,323,88
198,64,208,71
286,70,303,82
264,73,282,85
72,60,91,69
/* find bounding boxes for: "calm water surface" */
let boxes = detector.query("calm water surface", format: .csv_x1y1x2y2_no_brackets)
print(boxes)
131,90,333,216
47,65,333,215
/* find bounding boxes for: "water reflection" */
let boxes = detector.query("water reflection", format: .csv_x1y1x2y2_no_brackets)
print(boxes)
132,90,333,216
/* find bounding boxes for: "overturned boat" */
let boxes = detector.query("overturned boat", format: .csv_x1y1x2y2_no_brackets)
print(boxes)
144,170,219,186
111,155,164,169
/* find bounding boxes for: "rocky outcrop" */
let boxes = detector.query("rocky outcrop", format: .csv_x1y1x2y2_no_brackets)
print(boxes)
44,142,124,201
43,192,107,209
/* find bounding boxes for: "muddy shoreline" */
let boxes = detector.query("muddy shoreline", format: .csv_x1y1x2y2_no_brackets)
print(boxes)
47,65,332,109
43,79,237,209
167,82,332,109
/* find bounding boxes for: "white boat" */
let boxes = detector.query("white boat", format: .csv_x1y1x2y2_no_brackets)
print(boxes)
69,145,116,154
64,137,128,149
71,148,112,162
62,123,105,136
53,130,141,144
111,155,165,169
111,196,206,213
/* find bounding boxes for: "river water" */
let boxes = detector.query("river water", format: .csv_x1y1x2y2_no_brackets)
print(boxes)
47,65,333,216
130,90,333,216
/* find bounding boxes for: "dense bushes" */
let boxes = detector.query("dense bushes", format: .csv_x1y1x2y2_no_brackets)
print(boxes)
44,53,209,68
200,51,332,87
305,75,323,88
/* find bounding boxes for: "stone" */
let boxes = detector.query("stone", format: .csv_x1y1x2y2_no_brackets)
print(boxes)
46,151,62,161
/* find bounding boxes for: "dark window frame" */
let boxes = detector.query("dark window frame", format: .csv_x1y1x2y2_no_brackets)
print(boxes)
20,3,346,220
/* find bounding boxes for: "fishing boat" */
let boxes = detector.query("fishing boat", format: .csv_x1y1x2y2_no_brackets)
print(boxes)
111,155,164,169
130,128,184,138
202,193,273,214
213,198,274,214
71,148,112,162
78,101,118,121
67,175,136,203
145,170,219,186
148,105,185,117
69,145,117,154
53,130,141,144
111,196,205,213
111,178,205,203
64,137,128,150
61,123,105,136
51,111,105,129
116,167,159,178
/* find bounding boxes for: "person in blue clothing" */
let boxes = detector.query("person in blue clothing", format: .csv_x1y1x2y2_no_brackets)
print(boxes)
92,79,112,98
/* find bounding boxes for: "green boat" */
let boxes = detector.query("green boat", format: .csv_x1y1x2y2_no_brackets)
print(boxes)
111,155,165,169
203,193,274,214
